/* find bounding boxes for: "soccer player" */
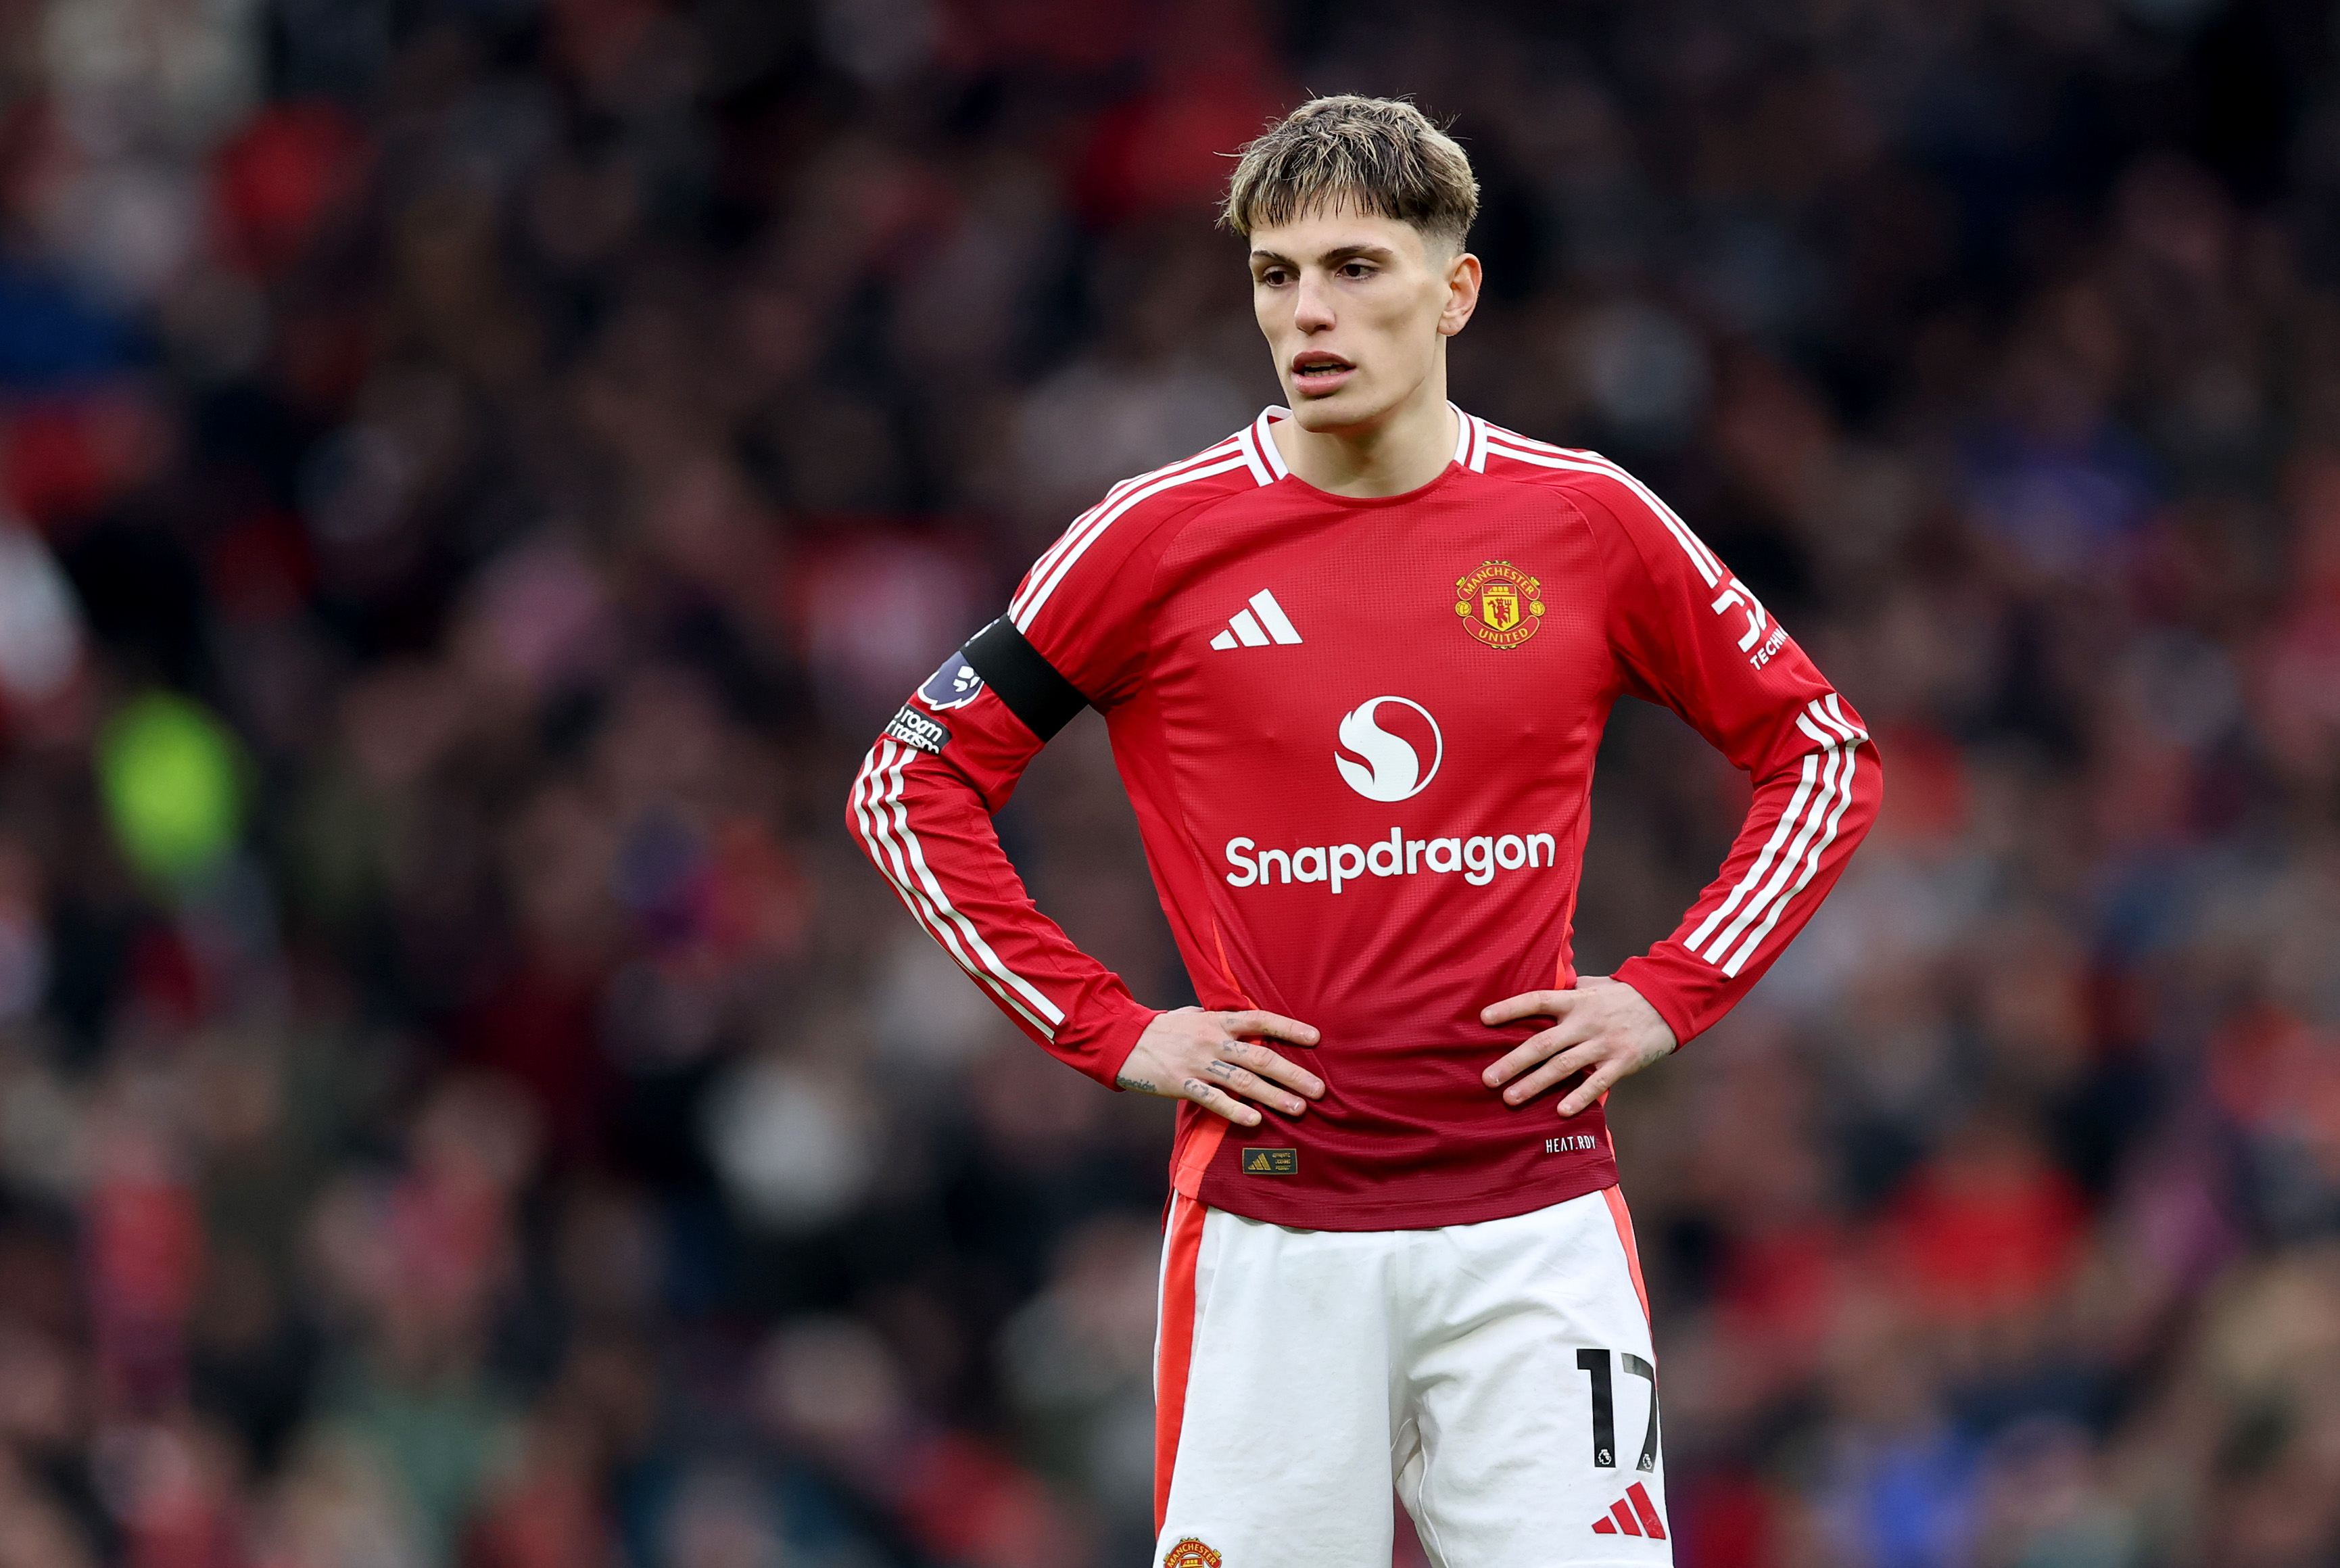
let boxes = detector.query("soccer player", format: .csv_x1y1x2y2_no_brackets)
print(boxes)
849,95,1878,1567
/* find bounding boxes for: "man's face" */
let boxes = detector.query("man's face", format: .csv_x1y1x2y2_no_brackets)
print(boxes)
1247,207,1478,435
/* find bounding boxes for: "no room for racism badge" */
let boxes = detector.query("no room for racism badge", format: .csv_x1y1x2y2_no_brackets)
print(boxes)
1454,560,1545,649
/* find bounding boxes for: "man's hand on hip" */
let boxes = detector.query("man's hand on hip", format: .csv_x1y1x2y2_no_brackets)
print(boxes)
1479,976,1677,1118
1116,1007,1325,1127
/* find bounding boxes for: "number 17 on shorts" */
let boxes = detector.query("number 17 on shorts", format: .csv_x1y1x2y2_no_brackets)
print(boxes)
1575,1347,1668,1542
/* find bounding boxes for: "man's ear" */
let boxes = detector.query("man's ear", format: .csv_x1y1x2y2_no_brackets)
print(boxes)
1439,252,1483,337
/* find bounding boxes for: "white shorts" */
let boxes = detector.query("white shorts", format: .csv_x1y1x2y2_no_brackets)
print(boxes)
1152,1186,1669,1568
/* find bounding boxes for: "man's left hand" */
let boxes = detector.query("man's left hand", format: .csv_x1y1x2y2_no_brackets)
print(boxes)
1479,976,1677,1118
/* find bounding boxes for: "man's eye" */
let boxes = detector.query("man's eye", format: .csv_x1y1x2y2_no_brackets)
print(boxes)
1341,263,1374,279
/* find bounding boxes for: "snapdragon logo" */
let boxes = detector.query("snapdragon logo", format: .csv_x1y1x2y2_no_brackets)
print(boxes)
1225,828,1558,894
1335,696,1441,802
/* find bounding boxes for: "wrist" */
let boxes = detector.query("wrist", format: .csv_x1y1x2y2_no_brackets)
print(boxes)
1610,961,1691,1049
1103,1007,1168,1091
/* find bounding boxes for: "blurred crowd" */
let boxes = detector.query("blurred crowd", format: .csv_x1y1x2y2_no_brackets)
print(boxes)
0,0,2337,1564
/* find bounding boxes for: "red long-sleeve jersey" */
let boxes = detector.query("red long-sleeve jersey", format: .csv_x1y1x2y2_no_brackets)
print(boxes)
849,406,1880,1230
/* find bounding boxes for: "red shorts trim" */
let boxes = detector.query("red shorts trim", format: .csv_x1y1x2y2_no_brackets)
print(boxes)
1153,1191,1208,1530
1600,1184,1651,1326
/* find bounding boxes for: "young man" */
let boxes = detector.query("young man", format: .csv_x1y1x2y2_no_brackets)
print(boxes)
849,96,1878,1567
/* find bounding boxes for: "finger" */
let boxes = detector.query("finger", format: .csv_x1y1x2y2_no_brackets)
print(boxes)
1479,991,1572,1028
1559,1062,1629,1118
1500,1041,1609,1106
1218,1010,1321,1047
1482,1017,1596,1087
1482,1028,1559,1088
1183,1077,1263,1126
1218,1038,1326,1099
1201,1058,1307,1115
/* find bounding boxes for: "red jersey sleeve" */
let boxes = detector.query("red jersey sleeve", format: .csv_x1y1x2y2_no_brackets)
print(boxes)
844,442,1255,1086
1574,469,1884,1045
846,652,1159,1087
1005,437,1257,703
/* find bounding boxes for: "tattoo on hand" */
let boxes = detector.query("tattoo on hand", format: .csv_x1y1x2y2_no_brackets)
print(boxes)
1205,1060,1237,1081
1117,1073,1157,1093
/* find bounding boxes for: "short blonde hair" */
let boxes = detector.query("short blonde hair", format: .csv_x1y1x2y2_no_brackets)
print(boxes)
1220,96,1479,250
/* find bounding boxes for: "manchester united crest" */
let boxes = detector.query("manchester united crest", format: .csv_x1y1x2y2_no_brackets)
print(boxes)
1454,560,1546,649
1163,1538,1223,1568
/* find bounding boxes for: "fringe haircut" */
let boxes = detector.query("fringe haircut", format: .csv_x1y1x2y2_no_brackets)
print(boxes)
1221,96,1479,250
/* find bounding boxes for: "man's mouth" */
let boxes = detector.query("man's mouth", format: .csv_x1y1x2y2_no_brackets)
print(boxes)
1291,353,1355,392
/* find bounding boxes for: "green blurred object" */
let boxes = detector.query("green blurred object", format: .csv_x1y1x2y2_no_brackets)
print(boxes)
98,693,244,886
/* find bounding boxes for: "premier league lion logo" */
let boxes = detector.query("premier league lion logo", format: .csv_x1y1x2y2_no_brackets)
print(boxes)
918,651,985,711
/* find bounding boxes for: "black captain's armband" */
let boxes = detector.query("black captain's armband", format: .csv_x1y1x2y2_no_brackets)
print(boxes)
963,617,1089,740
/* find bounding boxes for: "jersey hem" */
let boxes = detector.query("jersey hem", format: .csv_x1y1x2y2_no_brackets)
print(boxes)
1192,1155,1621,1232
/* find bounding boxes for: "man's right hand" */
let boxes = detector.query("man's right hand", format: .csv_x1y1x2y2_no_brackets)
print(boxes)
1114,1008,1325,1126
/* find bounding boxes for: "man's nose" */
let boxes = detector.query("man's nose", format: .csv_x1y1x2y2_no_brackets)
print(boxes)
1293,274,1336,331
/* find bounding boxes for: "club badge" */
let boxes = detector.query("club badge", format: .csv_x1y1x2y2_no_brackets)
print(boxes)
1454,560,1545,649
1163,1539,1224,1568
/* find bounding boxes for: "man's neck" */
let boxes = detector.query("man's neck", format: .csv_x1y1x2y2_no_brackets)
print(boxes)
1273,382,1458,498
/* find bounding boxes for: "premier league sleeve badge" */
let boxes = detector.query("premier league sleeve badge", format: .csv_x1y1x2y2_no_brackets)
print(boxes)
917,650,986,711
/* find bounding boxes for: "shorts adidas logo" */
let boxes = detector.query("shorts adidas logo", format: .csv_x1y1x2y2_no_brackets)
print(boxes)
1590,1481,1665,1540
1209,590,1303,650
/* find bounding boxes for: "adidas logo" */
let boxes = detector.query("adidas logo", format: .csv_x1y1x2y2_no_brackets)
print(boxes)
1208,590,1303,650
1590,1482,1666,1540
